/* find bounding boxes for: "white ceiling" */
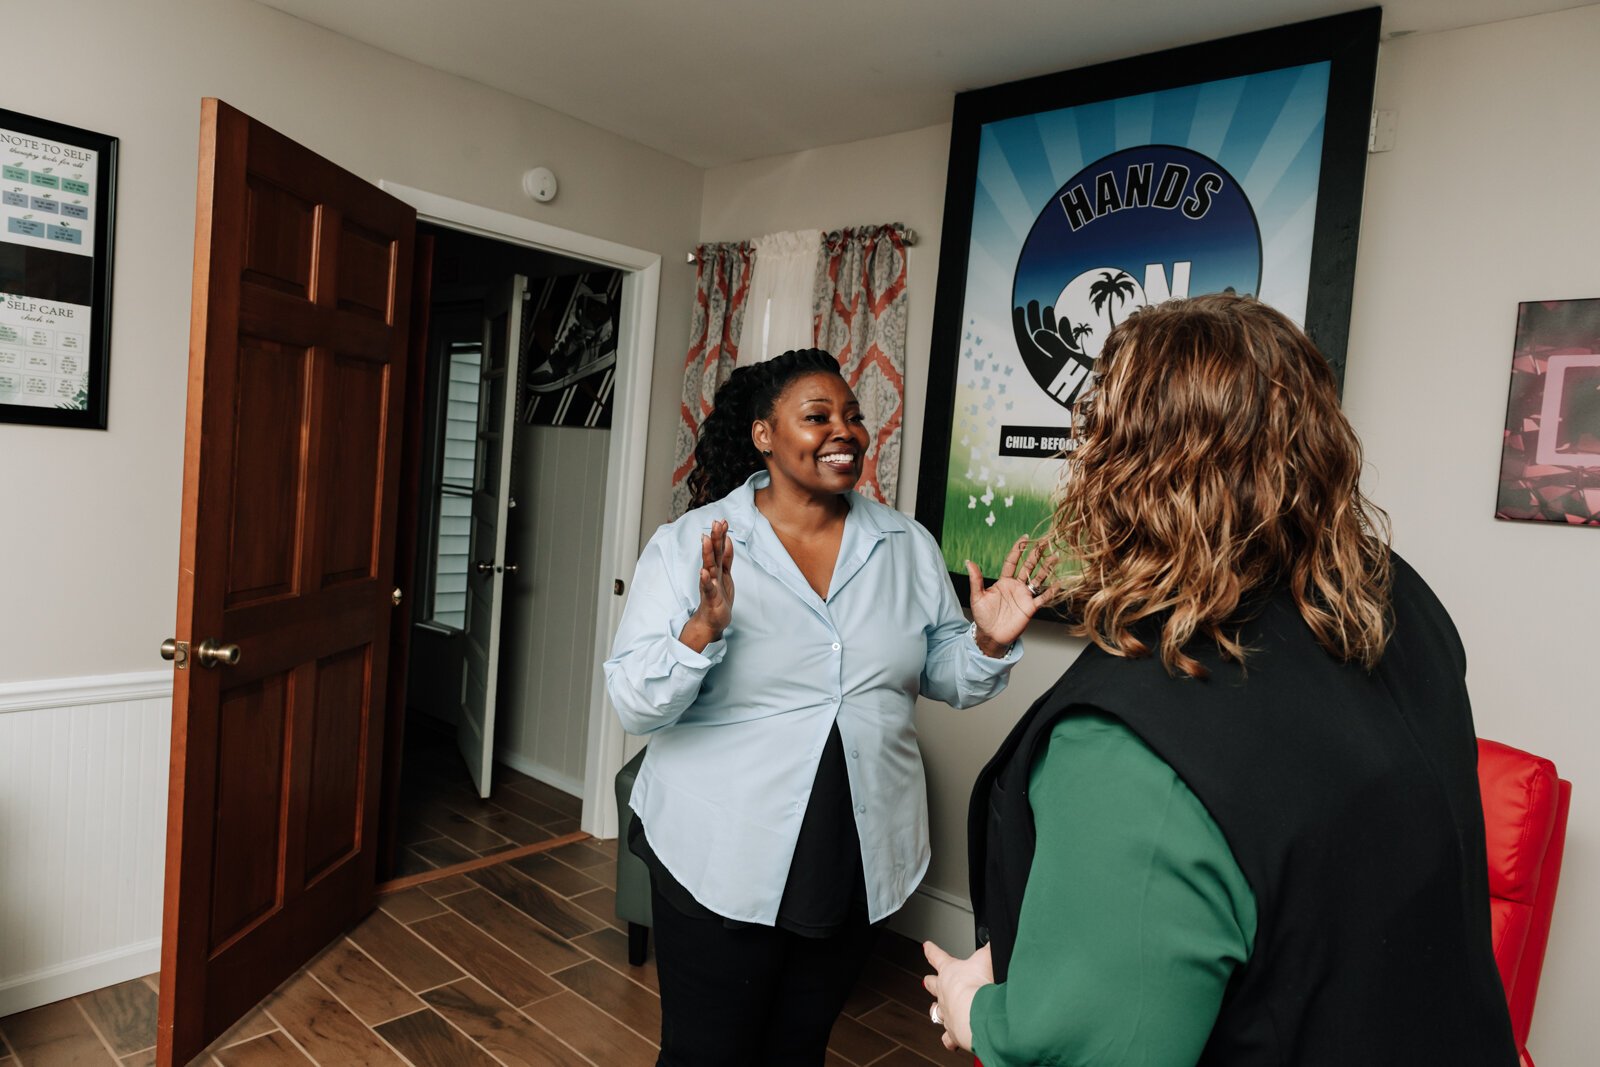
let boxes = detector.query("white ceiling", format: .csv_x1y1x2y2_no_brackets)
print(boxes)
254,0,1592,168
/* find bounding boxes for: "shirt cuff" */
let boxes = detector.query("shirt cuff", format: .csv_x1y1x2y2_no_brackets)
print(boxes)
968,981,1005,1065
667,608,728,668
971,628,1024,666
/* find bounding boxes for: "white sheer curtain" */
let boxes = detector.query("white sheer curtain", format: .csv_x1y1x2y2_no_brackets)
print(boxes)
736,229,823,366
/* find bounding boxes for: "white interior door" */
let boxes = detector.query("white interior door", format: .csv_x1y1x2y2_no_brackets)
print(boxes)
458,274,527,796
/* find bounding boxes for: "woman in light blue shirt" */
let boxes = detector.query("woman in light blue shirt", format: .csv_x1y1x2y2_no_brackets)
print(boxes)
605,348,1048,1066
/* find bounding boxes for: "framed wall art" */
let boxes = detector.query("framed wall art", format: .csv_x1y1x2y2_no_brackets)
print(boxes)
916,9,1380,584
520,268,623,429
0,108,118,429
1496,298,1600,526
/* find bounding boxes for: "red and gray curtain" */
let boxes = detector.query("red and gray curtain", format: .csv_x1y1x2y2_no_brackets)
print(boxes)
813,225,911,509
670,241,753,519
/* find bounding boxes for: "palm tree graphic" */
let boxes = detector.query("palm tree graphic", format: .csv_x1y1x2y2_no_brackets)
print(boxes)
1069,322,1094,352
1089,270,1137,327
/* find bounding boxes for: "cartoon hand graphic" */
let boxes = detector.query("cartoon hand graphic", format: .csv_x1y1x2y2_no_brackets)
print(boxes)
1012,300,1092,386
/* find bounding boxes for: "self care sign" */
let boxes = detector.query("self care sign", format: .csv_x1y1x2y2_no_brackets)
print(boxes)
0,294,91,409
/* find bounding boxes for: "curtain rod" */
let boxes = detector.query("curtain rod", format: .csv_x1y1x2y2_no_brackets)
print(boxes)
687,225,918,263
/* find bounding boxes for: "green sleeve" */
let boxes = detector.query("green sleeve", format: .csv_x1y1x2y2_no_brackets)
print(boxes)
969,713,1257,1067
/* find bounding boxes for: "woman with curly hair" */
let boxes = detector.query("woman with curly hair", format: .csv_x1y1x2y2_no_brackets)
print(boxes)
923,295,1516,1066
605,348,1050,1066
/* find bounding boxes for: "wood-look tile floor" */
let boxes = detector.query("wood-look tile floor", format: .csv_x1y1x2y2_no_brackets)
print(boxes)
1,723,967,1067
390,720,583,881
0,838,965,1066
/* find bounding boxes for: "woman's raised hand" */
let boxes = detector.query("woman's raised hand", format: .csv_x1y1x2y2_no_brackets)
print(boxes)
966,536,1055,656
679,519,734,653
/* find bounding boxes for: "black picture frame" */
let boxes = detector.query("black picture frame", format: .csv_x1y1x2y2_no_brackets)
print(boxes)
916,9,1380,601
0,108,119,429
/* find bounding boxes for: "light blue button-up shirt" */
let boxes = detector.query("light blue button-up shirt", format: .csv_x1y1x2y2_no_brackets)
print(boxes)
604,472,1021,926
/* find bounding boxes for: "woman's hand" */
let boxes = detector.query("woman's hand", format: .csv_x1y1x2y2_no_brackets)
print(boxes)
966,536,1055,656
923,940,994,1053
679,519,734,652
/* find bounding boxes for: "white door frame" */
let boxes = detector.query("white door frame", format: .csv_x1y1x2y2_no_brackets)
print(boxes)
380,182,657,839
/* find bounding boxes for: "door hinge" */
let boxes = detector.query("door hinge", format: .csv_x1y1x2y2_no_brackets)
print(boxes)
1369,109,1397,153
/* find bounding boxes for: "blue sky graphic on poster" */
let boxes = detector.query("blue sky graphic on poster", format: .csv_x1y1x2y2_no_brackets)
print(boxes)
944,61,1331,569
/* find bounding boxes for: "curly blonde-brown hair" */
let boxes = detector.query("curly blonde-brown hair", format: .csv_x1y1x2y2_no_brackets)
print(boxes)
1050,293,1392,678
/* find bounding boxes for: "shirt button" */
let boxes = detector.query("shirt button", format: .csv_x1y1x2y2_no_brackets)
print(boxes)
850,749,859,759
831,642,841,651
856,803,867,814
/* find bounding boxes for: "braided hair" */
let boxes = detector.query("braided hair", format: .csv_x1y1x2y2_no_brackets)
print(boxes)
686,348,843,507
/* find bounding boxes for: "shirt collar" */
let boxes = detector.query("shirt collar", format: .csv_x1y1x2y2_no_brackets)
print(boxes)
720,471,894,543
718,470,896,610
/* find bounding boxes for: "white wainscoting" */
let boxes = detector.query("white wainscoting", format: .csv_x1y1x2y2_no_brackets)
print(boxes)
0,671,172,1017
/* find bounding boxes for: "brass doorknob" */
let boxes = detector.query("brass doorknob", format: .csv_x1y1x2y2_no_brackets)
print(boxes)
196,639,242,669
475,560,495,575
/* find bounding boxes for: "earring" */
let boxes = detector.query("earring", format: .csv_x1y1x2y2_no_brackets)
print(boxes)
760,449,772,456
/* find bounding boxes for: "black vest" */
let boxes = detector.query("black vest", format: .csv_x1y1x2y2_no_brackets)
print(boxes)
969,556,1517,1065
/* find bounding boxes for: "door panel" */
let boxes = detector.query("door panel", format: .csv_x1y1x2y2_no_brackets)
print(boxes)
316,353,389,585
241,177,315,296
225,340,308,605
304,645,371,878
208,675,289,947
457,276,526,796
157,99,416,1065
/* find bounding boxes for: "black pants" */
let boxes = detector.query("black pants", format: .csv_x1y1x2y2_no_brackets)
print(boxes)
649,882,879,1067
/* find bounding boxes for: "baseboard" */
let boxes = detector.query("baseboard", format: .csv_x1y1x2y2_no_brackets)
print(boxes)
494,749,586,799
0,670,171,715
888,882,977,955
0,939,162,1017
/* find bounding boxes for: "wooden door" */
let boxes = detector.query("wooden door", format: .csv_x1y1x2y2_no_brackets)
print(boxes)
157,99,415,1065
378,233,435,880
457,276,526,796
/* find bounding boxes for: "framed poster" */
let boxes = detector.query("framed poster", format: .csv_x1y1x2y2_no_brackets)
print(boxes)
916,9,1379,586
0,108,118,429
1495,298,1600,526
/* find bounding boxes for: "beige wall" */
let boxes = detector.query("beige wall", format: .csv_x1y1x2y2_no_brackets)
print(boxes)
0,0,701,684
1345,11,1598,1063
702,8,1598,1064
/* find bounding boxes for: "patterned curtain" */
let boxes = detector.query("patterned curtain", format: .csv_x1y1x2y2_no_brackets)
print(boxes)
813,225,913,507
670,241,754,518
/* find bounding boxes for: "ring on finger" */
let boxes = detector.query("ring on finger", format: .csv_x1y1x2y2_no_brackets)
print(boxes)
929,1002,943,1026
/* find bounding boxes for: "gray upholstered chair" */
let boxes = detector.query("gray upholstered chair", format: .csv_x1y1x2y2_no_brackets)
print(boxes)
613,746,653,963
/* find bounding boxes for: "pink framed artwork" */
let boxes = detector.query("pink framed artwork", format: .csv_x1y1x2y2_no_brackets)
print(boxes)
1496,298,1600,526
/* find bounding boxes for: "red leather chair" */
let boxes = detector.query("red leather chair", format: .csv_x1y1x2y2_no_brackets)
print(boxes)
1477,738,1571,1067
972,738,1570,1067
